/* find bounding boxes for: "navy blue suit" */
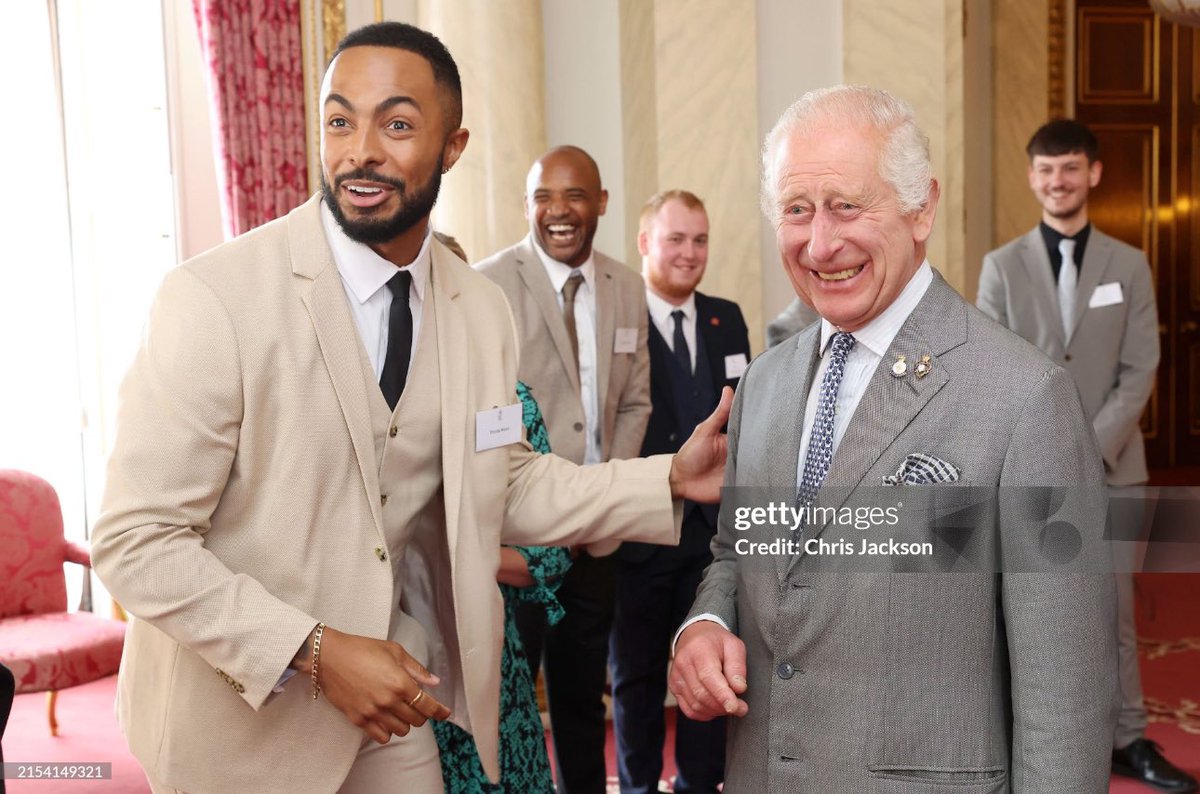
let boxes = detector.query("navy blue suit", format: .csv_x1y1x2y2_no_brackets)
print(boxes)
610,291,750,793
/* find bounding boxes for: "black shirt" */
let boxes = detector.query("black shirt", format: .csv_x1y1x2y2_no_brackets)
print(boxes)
1039,221,1091,284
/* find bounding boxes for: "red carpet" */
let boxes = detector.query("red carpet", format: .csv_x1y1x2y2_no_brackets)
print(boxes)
3,676,146,793
5,576,1197,793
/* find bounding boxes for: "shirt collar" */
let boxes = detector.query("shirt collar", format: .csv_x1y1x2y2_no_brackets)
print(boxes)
818,260,934,357
531,235,596,293
320,200,430,304
645,288,696,329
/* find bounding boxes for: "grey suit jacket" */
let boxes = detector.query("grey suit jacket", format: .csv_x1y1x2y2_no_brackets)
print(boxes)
765,296,821,348
688,274,1118,793
978,227,1159,485
475,235,651,464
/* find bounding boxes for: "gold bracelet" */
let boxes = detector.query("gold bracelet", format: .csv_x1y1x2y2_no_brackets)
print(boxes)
310,622,326,700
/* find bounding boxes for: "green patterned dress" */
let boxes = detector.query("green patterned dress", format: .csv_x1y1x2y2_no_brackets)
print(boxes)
431,382,571,793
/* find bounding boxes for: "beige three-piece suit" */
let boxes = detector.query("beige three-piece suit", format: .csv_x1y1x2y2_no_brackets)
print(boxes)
92,195,680,792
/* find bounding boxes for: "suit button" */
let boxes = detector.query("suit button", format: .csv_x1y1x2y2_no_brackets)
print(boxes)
381,494,389,506
777,662,794,680
574,422,584,431
1064,354,1073,361
668,433,677,442
389,426,398,438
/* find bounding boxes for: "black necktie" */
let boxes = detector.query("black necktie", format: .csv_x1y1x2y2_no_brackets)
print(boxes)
380,270,413,411
671,309,692,375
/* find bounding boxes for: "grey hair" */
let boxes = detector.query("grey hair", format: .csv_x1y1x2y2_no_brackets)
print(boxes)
759,85,933,221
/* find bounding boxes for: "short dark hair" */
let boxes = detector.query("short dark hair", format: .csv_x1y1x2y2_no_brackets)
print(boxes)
1026,118,1100,163
332,22,463,131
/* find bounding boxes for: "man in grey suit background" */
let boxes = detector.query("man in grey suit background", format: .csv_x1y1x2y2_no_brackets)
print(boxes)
765,297,819,348
978,119,1194,793
669,85,1119,792
476,145,650,793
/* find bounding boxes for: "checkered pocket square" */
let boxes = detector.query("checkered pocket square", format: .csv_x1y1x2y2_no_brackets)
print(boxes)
882,453,961,486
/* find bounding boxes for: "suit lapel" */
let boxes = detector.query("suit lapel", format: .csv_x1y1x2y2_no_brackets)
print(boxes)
1071,230,1113,341
1019,228,1065,346
514,237,581,391
594,255,616,427
785,276,963,577
432,243,467,559
771,326,821,583
290,196,383,535
647,320,679,430
696,293,727,387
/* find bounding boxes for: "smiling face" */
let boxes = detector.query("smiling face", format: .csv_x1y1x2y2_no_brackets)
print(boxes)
640,199,709,304
524,149,608,267
1028,151,1101,228
320,45,468,261
769,122,938,332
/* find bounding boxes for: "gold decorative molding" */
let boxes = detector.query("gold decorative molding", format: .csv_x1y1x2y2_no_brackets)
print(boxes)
1145,697,1200,734
300,0,345,194
1138,634,1200,660
1049,0,1067,117
323,0,346,61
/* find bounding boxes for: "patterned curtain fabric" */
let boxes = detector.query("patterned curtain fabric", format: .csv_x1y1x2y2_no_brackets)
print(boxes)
193,0,308,238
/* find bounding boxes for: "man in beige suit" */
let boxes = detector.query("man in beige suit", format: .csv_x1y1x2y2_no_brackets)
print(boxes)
475,146,650,793
91,23,729,794
979,119,1194,793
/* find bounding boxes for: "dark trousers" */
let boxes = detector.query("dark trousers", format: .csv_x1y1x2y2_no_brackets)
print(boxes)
610,545,726,793
0,662,13,794
516,551,616,794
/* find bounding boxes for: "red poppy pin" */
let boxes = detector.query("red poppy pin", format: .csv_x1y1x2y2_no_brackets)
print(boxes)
710,317,720,326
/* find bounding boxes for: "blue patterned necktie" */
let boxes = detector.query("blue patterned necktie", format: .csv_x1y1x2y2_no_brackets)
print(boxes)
797,331,856,506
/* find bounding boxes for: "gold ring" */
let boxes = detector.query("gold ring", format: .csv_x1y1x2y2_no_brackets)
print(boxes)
408,689,426,708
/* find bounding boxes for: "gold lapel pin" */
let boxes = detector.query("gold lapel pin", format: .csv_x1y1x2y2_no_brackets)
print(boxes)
915,355,932,379
891,355,907,377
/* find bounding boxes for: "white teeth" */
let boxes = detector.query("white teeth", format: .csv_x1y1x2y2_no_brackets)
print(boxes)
817,265,864,281
548,224,575,233
347,185,382,194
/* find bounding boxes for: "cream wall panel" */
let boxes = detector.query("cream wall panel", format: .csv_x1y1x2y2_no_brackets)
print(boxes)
652,0,763,348
843,0,967,294
419,0,547,262
755,0,842,342
993,0,1049,249
543,1,629,265
618,0,659,272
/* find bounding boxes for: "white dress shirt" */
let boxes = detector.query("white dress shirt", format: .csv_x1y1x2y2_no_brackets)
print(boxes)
320,201,431,381
674,261,935,650
533,241,602,465
794,260,934,486
646,289,697,373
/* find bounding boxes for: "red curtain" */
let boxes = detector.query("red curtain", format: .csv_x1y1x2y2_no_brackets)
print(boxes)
193,0,308,238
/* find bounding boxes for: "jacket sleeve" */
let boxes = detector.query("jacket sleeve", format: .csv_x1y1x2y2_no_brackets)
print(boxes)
999,365,1118,793
91,267,317,711
682,354,751,634
609,282,652,461
976,252,1009,327
1091,256,1159,469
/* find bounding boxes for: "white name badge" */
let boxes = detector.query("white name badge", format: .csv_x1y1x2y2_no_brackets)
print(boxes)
724,353,748,379
1089,282,1124,308
475,403,523,452
614,327,638,354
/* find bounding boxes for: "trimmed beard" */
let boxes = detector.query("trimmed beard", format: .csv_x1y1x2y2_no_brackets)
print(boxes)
322,157,443,245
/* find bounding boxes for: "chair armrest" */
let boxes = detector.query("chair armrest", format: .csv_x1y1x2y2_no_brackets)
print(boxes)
64,540,92,568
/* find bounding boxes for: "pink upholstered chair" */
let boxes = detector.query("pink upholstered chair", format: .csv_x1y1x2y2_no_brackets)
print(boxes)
0,469,126,736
